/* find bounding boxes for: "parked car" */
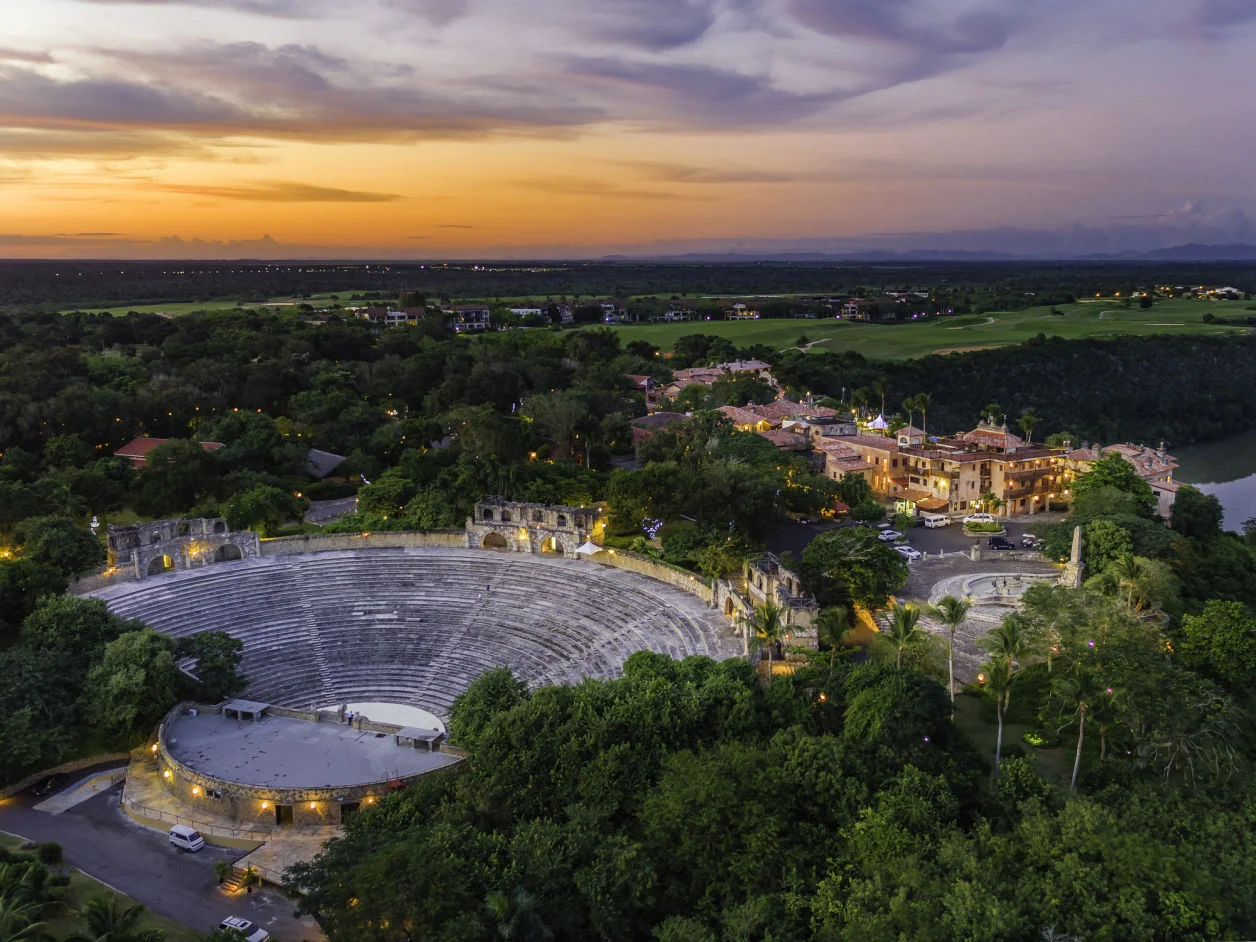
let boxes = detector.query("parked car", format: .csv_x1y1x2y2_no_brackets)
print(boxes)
169,825,206,853
988,536,1016,550
1020,533,1040,548
218,917,270,942
877,529,902,543
30,774,67,798
894,545,923,561
875,522,892,530
921,512,951,528
964,512,996,525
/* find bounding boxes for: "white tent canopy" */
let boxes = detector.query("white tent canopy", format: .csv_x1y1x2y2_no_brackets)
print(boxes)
867,413,889,430
574,541,603,556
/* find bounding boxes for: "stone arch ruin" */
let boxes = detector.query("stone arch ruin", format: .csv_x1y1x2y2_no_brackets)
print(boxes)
466,499,600,557
108,518,260,580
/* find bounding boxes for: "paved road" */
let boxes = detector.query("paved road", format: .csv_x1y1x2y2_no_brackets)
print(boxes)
768,513,1060,560
0,783,324,941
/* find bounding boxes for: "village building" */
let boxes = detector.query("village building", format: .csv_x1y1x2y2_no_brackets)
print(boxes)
1067,441,1181,517
440,304,493,331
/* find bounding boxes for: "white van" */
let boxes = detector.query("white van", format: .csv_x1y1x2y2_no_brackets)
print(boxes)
963,512,996,525
921,513,950,528
169,824,205,852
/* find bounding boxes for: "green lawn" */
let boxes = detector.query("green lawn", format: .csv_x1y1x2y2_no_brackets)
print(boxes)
952,694,1073,786
595,298,1249,360
60,291,356,317
0,831,200,941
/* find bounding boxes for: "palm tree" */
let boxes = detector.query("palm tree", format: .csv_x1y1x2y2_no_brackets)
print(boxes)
1055,666,1106,792
977,613,1041,774
1017,408,1041,445
873,377,888,419
814,605,851,665
902,396,918,429
927,595,971,709
982,402,1004,426
743,600,787,676
917,392,932,439
851,387,872,418
66,897,164,942
883,603,923,670
1108,553,1145,613
0,896,46,942
485,887,554,941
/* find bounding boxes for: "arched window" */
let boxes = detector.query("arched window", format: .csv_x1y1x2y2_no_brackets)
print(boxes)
556,514,567,527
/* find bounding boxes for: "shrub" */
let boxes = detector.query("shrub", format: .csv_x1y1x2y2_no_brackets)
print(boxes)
964,522,1002,533
36,841,63,864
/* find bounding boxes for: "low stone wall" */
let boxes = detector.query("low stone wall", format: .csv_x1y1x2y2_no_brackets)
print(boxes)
259,530,466,555
592,549,713,604
1,751,132,798
70,568,137,596
971,549,1056,564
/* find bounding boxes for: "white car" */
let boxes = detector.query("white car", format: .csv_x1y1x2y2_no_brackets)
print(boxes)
877,529,902,543
218,917,270,942
894,545,923,561
963,512,996,525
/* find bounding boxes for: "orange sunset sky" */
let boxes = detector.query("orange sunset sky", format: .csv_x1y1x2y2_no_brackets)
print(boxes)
2,0,1255,257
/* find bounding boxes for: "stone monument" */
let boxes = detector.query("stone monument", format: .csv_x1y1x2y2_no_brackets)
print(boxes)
1060,525,1084,588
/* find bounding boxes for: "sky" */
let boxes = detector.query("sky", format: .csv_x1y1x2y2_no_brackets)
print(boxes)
2,0,1255,258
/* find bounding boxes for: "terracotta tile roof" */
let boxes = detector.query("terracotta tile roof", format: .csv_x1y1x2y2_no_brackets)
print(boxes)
758,428,810,450
832,434,900,453
718,405,766,427
114,437,223,460
959,426,1025,451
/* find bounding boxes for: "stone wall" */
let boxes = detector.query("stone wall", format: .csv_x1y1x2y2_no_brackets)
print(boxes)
1,751,131,798
590,549,713,604
259,530,466,556
108,518,261,579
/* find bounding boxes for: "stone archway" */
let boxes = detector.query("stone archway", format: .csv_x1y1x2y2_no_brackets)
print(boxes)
482,532,508,551
539,536,561,555
213,544,243,563
147,554,174,576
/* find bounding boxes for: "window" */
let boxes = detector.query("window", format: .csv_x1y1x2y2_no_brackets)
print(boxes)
501,510,512,523
483,509,495,522
556,514,567,527
532,510,543,523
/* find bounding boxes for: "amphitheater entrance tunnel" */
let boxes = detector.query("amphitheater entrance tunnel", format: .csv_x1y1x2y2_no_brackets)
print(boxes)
539,536,562,555
213,544,243,563
482,532,508,551
146,554,174,576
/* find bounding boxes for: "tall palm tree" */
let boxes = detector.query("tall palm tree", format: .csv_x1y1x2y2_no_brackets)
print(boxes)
977,613,1041,774
902,396,918,429
927,595,971,709
66,897,163,942
1108,553,1146,613
883,603,923,670
1017,407,1041,445
873,376,888,419
1055,666,1106,792
744,600,787,676
917,392,932,439
485,886,554,942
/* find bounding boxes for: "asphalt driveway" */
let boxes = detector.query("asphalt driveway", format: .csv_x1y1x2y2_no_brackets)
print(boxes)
0,782,324,941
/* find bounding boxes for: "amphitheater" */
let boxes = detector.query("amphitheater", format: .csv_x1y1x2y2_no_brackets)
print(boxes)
89,546,740,720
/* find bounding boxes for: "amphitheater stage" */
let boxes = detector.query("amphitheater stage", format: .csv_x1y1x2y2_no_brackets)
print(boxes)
325,702,446,733
90,547,740,719
164,711,459,790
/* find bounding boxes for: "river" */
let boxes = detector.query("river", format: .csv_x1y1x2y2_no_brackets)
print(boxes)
1174,429,1256,531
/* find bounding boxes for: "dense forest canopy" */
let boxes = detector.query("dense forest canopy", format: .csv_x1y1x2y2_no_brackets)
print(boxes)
2,259,1255,313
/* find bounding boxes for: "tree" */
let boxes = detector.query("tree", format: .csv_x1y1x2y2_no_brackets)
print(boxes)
834,473,873,510
484,886,554,941
882,603,923,670
1178,600,1256,689
814,605,852,657
0,559,67,641
1017,408,1041,445
1054,663,1107,792
743,601,787,674
873,376,888,418
133,438,220,518
1083,519,1133,573
1171,485,1224,541
65,896,164,942
978,614,1041,774
176,631,246,702
83,630,178,738
917,392,932,439
356,470,416,518
449,667,530,749
14,516,104,577
981,402,1004,425
902,396,918,429
800,527,907,610
222,485,303,535
1071,454,1156,516
927,595,970,709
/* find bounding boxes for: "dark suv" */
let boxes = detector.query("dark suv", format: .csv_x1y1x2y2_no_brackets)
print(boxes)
987,536,1016,551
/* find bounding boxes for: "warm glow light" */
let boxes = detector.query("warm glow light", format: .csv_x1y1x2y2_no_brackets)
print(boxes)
151,743,159,753
976,673,986,684
192,786,200,795
162,770,171,779
309,802,317,810
261,802,269,809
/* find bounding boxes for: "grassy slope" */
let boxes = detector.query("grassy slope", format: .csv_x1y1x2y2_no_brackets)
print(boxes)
596,298,1247,361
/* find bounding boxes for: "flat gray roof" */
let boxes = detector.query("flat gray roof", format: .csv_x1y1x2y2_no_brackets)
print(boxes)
396,726,443,742
221,698,270,714
164,712,459,789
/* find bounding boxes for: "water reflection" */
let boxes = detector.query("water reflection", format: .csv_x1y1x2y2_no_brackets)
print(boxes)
1175,430,1256,530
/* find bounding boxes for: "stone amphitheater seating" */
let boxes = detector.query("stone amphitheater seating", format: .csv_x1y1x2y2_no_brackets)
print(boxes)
89,548,740,718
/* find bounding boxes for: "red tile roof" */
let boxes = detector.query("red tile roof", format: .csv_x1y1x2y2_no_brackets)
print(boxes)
114,436,223,460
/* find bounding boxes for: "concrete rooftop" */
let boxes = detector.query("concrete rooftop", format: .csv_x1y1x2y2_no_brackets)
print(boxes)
164,713,459,789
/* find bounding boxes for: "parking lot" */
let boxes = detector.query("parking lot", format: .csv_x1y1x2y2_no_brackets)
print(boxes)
768,512,1062,561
